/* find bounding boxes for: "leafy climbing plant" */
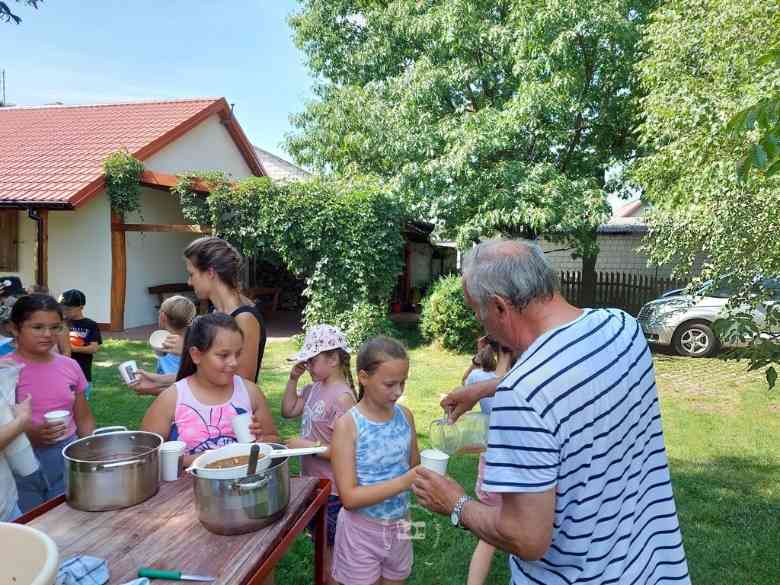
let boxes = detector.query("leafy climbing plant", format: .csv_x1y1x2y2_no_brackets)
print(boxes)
174,172,407,345
103,150,144,216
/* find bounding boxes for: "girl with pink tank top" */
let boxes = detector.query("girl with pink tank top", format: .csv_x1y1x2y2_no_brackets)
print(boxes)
141,313,280,466
281,325,357,583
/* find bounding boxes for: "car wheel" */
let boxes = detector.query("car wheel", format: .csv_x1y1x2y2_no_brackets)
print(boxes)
673,321,719,357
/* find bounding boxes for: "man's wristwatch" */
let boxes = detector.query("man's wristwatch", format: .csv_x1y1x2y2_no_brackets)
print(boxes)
450,495,472,529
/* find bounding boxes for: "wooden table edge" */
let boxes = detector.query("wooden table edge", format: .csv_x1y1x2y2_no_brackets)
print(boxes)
15,479,333,585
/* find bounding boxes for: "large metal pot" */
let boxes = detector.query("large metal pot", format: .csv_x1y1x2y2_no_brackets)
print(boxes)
192,443,290,535
63,426,163,512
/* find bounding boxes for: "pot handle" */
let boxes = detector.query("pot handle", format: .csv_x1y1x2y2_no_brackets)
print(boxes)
235,477,270,491
93,426,128,435
101,458,144,469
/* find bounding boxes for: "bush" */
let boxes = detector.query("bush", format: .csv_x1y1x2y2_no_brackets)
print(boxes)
420,275,481,353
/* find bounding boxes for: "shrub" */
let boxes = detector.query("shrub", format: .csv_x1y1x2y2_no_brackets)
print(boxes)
420,275,481,353
336,301,400,349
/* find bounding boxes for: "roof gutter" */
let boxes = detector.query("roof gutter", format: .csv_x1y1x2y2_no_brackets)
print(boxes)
0,201,73,210
27,208,46,286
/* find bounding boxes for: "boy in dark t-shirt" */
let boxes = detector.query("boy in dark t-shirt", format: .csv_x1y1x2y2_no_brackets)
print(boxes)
60,289,102,399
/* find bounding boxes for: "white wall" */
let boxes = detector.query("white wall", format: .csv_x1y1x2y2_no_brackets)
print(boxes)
143,114,254,179
3,211,37,287
123,187,201,329
47,196,112,324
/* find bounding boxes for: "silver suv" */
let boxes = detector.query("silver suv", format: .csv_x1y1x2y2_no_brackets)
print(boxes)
637,277,780,357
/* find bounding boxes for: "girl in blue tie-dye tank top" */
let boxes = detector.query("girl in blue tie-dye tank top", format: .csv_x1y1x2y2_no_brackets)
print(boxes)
330,337,420,585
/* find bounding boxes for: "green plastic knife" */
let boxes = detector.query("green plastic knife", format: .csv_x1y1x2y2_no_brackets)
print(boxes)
138,567,215,582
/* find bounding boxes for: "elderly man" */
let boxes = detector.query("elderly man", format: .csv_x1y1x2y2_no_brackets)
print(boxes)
413,240,690,584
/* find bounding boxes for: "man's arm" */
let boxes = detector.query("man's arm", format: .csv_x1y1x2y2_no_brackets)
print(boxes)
440,378,499,422
461,490,555,561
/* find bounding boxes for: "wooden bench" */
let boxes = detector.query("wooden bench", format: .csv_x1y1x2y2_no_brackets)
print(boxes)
147,283,208,314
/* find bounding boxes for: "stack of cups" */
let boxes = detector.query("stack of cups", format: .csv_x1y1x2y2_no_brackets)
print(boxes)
159,441,187,482
0,401,39,477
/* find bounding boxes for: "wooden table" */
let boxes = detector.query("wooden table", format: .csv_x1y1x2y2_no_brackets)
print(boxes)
16,477,331,585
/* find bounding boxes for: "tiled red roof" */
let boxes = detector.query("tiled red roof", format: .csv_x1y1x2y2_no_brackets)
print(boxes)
0,98,262,208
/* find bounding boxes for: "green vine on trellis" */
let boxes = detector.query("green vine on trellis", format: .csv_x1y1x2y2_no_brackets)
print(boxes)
103,149,144,216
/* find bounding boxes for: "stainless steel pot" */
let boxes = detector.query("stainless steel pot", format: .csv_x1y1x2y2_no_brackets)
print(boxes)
192,443,290,535
63,426,163,512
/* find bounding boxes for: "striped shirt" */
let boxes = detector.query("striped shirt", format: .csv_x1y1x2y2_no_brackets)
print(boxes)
485,308,690,585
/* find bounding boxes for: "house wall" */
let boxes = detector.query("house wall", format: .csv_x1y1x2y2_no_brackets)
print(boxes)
143,114,254,179
537,234,679,278
47,196,112,324
123,187,201,329
3,211,37,287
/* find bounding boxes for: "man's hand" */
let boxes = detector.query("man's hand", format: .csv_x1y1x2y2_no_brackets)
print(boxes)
412,466,465,516
440,385,481,423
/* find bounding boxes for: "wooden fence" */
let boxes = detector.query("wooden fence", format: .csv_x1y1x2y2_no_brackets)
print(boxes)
559,271,688,316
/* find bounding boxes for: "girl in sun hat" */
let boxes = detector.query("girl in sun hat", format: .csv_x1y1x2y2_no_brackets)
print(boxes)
281,324,357,584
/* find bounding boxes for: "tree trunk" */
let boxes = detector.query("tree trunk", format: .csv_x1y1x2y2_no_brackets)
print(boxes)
581,252,597,308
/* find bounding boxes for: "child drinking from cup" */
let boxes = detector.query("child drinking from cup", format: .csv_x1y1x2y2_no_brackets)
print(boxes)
4,294,96,511
281,324,357,583
330,336,420,585
141,313,279,466
155,295,196,375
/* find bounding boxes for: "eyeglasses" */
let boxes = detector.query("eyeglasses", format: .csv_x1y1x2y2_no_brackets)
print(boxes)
25,324,66,335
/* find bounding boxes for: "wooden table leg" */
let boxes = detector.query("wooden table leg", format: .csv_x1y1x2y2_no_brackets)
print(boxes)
314,491,327,585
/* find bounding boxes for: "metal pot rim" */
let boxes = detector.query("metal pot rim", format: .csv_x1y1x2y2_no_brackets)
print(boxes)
62,431,164,464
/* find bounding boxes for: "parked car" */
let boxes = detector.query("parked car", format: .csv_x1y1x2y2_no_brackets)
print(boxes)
637,277,780,357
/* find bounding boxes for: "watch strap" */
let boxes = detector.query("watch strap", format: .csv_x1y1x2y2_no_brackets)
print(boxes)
453,495,472,527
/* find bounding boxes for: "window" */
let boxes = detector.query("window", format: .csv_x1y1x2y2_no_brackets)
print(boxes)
0,211,19,271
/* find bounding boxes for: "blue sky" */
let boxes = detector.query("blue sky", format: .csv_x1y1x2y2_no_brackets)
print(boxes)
0,1,314,156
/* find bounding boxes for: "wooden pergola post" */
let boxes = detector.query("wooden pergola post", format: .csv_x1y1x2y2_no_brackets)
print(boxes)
110,211,126,331
36,209,48,287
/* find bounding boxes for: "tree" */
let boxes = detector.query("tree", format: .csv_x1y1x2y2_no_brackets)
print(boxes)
634,0,780,387
287,0,658,304
1,0,41,24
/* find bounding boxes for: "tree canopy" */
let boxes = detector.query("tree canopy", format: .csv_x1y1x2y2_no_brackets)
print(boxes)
287,0,657,258
0,0,41,24
635,0,780,386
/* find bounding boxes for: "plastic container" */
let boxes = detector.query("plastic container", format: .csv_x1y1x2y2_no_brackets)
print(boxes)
429,412,489,455
0,522,59,585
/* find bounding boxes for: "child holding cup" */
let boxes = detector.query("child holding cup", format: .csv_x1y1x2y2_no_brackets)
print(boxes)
330,336,420,585
141,313,279,466
4,294,96,511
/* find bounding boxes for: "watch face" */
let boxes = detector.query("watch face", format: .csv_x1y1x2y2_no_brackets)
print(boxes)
450,511,459,526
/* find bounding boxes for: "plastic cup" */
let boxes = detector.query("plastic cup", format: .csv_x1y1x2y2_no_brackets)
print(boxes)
43,410,71,440
118,360,138,384
159,441,187,482
420,448,449,475
231,413,255,443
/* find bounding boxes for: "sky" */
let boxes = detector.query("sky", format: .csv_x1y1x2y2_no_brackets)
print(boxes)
0,0,314,157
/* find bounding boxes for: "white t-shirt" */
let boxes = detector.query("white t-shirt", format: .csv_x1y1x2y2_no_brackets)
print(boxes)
486,308,690,585
0,453,17,520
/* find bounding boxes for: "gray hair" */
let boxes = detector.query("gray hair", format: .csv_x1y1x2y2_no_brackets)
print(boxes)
462,239,558,316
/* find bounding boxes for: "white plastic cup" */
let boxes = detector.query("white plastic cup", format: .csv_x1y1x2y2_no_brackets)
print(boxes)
420,448,449,475
43,410,71,440
149,330,169,352
118,360,138,384
159,441,186,482
231,413,255,443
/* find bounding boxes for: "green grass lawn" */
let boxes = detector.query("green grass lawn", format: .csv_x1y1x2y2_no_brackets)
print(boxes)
90,335,780,584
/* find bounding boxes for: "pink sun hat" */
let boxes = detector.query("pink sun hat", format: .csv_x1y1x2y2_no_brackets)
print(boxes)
288,324,352,363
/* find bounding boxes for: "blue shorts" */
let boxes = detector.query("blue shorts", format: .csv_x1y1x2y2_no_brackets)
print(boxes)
15,434,76,513
307,494,342,546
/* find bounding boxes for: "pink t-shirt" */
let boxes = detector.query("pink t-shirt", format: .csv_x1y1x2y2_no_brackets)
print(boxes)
10,352,87,437
300,380,355,495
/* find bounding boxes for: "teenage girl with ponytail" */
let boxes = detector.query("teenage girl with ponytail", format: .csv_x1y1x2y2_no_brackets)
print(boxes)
281,324,357,585
141,313,279,466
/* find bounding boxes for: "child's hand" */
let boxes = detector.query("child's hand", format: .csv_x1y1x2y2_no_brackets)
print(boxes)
28,420,68,446
162,334,184,356
289,362,306,381
404,465,421,489
248,414,265,440
13,394,32,427
129,370,162,396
